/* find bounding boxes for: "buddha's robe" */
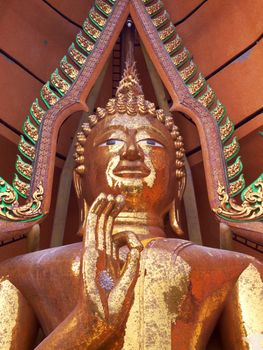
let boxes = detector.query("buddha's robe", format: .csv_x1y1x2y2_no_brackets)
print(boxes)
0,239,262,350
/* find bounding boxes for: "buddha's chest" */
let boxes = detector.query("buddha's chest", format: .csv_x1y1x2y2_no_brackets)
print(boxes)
122,247,231,350
29,246,232,348
121,247,190,349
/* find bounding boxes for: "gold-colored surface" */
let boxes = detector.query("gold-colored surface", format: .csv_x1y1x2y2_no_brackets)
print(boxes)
224,137,239,160
74,64,185,180
0,180,43,220
69,45,87,67
146,1,163,16
198,86,216,108
24,117,38,143
227,157,242,179
12,183,44,218
96,0,113,16
171,48,189,67
83,20,101,40
76,32,95,53
211,101,225,122
60,57,79,81
103,121,157,191
187,73,206,96
41,83,60,106
220,263,263,349
16,156,33,179
51,71,71,94
179,61,196,82
13,174,30,198
18,136,35,160
237,264,263,348
90,7,107,27
220,117,233,142
164,34,182,54
31,100,46,124
213,179,263,220
158,23,175,41
123,248,191,349
1,63,262,349
71,256,80,277
229,175,245,197
0,279,19,349
152,11,168,28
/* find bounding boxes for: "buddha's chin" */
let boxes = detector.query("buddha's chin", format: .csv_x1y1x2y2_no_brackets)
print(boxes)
108,178,160,212
111,178,144,195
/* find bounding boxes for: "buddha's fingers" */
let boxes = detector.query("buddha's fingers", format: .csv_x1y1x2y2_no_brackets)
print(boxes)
113,231,143,252
105,216,114,257
81,194,108,318
83,193,107,250
108,232,142,321
105,195,125,257
112,243,119,267
108,247,141,322
97,195,115,251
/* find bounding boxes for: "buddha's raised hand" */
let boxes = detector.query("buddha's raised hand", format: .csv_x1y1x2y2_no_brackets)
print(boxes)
81,193,143,325
36,193,142,349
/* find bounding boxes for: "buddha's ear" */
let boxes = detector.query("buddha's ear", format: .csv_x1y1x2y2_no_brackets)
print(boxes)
169,173,186,236
73,170,89,236
73,169,82,199
178,173,186,202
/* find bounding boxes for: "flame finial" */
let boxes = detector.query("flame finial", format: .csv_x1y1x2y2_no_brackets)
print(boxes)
116,62,143,97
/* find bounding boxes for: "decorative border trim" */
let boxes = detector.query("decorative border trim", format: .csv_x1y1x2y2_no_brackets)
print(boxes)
140,0,246,202
213,175,263,221
0,0,117,224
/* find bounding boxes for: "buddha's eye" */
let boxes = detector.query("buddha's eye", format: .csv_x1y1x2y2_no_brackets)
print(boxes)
138,139,164,148
99,139,124,147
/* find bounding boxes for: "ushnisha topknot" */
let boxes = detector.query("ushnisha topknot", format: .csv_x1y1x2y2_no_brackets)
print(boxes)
74,62,185,179
115,62,143,97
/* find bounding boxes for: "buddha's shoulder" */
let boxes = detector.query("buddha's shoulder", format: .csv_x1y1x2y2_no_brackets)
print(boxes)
0,242,82,280
146,238,262,275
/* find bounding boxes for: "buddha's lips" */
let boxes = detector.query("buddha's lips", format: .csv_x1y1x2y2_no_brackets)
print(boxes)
113,163,150,178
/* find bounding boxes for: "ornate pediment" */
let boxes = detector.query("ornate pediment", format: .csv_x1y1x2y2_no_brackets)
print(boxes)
0,0,262,246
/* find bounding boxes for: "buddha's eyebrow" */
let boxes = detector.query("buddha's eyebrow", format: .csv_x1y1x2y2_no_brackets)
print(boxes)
101,125,128,133
136,126,167,142
94,124,168,142
93,125,127,146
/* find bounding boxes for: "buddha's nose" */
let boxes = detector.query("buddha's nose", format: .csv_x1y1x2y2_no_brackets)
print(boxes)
121,139,144,161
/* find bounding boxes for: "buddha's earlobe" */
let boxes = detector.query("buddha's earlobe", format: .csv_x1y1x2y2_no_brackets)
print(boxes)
78,199,89,237
169,200,184,236
73,171,82,198
73,170,90,236
178,175,186,201
169,175,186,236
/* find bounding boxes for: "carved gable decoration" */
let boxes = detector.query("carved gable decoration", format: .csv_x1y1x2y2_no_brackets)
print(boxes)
0,0,262,244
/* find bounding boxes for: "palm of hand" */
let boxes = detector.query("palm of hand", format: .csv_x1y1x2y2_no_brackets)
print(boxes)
81,193,143,325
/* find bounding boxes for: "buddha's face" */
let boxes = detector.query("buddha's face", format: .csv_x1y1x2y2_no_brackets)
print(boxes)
81,113,178,216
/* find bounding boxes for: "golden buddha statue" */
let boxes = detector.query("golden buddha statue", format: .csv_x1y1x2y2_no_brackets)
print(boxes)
0,64,262,350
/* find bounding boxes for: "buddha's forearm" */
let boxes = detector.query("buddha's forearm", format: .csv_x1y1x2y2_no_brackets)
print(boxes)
220,262,263,349
35,306,112,350
0,279,38,349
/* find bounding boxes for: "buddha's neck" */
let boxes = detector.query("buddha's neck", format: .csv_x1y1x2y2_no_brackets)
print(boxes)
113,211,165,240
